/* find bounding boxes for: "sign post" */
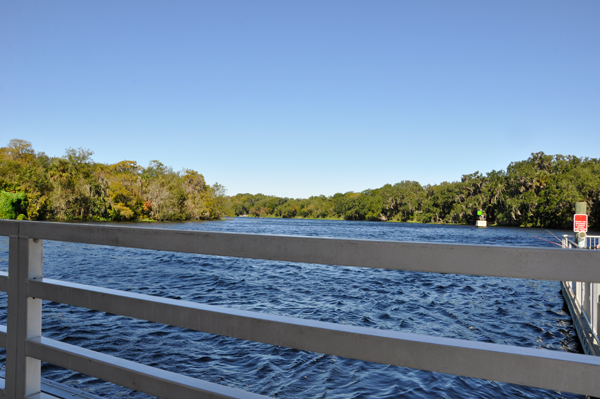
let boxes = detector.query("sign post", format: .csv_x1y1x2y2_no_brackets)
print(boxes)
574,202,587,248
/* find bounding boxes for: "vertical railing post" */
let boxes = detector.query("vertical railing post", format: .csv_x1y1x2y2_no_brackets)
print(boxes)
596,292,600,338
592,283,600,338
584,282,591,320
5,235,43,398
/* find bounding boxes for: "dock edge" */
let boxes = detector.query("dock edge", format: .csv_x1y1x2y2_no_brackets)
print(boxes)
561,281,600,356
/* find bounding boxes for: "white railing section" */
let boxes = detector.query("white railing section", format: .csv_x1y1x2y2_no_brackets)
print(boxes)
0,220,599,398
562,234,600,251
562,234,600,355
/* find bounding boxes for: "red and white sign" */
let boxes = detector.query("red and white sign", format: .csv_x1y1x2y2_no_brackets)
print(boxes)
574,214,588,232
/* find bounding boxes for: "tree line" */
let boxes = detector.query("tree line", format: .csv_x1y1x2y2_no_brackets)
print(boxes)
2,139,599,229
230,152,600,229
0,139,227,221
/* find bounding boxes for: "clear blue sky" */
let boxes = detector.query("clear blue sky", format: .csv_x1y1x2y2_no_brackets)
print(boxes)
2,1,599,198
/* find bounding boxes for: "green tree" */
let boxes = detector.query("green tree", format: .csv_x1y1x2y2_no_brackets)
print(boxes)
0,191,27,219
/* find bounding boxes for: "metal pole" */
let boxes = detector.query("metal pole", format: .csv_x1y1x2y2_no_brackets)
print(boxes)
575,202,587,248
5,235,43,397
575,202,587,215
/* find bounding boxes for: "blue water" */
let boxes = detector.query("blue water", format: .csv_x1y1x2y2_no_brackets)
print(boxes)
0,218,586,398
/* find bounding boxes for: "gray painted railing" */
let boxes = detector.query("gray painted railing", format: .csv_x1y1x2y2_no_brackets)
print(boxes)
562,234,600,356
1,220,600,398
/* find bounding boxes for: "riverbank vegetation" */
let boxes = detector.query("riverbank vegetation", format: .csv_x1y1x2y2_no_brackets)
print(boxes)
2,139,599,229
0,139,227,221
229,152,600,229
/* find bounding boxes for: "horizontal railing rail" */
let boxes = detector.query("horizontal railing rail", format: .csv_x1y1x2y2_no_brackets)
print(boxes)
0,220,599,398
27,336,269,399
2,221,600,282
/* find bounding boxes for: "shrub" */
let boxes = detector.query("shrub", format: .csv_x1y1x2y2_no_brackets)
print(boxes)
0,191,27,219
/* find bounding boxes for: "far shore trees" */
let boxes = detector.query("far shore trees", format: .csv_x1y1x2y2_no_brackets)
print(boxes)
0,139,228,222
228,152,600,229
2,139,599,229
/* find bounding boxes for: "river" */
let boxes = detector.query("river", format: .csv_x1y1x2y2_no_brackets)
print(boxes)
0,218,586,398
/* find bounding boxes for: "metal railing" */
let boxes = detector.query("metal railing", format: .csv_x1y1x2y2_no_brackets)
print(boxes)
562,234,600,356
562,234,600,251
0,220,599,398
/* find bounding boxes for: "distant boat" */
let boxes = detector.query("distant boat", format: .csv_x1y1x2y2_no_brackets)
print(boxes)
476,210,487,228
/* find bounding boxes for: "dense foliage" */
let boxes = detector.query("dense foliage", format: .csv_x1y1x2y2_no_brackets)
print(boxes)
0,139,228,221
2,139,598,228
230,152,600,229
